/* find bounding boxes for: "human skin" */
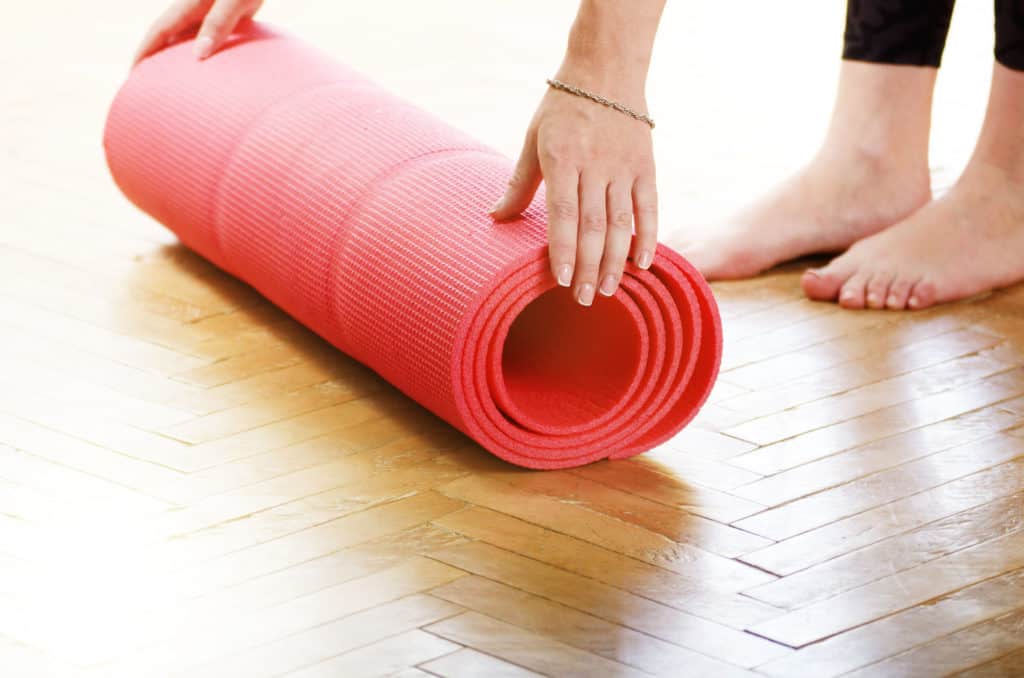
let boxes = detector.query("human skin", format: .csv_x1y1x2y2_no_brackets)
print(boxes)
133,0,264,64
671,60,935,284
133,0,667,308
490,0,666,307
802,61,1024,310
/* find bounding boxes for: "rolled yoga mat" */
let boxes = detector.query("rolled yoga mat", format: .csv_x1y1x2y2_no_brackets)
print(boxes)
103,22,723,470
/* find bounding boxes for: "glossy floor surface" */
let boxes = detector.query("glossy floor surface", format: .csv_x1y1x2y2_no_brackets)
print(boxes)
2,1,1023,676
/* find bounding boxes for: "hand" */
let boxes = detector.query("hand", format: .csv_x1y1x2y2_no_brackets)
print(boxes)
490,79,658,306
133,0,264,66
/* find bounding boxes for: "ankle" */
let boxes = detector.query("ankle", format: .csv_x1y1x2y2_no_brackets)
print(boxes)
963,62,1024,182
957,157,1024,199
822,61,937,166
812,143,930,189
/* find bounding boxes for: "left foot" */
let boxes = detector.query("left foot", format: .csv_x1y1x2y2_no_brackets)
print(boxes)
802,160,1024,310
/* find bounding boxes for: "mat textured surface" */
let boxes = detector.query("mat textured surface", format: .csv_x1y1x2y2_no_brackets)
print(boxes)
103,22,722,469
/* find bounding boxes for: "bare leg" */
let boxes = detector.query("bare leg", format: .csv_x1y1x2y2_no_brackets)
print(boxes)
672,60,935,280
803,62,1024,310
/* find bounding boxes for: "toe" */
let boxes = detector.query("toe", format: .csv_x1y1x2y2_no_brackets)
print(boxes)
907,279,936,310
886,277,916,310
839,272,871,309
866,272,894,310
802,259,856,301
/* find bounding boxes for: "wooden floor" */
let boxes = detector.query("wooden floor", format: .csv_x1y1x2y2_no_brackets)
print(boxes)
3,1,1024,676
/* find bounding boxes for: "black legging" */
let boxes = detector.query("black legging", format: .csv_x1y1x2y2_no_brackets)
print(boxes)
843,0,1024,70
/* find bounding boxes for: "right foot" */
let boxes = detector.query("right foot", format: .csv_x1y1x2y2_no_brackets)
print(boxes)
669,60,941,280
671,150,933,280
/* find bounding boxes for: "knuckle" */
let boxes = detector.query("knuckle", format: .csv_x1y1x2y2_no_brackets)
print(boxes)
580,212,606,234
635,199,658,216
507,167,530,188
609,209,633,230
548,199,578,223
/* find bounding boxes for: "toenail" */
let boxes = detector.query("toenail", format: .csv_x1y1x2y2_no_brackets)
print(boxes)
886,295,897,307
908,296,919,308
867,293,878,305
841,289,854,299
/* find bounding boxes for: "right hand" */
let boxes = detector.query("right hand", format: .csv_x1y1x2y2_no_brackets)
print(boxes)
490,75,658,307
133,0,264,65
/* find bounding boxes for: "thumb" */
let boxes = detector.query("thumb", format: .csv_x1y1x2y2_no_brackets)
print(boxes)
490,129,542,221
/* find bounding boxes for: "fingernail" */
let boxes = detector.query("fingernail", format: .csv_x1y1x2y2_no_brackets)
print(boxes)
556,264,572,287
194,36,214,59
577,283,594,307
636,250,653,270
599,274,617,297
488,198,505,215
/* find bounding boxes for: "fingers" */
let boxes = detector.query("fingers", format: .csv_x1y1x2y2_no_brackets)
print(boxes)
490,128,542,221
542,164,657,306
133,0,209,65
194,0,258,59
631,172,658,270
574,173,609,307
543,160,581,291
598,181,633,297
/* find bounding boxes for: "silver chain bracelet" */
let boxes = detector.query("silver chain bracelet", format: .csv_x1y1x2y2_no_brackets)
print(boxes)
546,78,655,129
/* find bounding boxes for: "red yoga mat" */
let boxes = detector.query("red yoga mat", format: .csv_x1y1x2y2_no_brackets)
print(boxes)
103,22,722,469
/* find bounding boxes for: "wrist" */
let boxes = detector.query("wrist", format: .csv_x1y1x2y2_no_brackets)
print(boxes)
559,0,661,106
556,53,648,102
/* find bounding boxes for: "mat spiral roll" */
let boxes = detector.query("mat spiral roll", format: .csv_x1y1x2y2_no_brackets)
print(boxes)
103,22,723,469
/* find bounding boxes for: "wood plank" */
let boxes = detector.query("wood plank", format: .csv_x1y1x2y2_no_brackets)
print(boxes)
755,568,1024,677
725,353,1015,446
99,557,466,674
719,327,1003,419
741,456,1024,576
429,574,750,677
842,607,1024,678
186,595,463,678
743,491,1024,609
423,611,658,678
748,530,1024,647
286,629,459,678
427,541,789,667
419,647,543,677
733,432,1023,541
432,506,785,629
436,475,774,589
730,407,1021,507
571,458,765,524
495,466,771,556
729,368,1024,475
957,647,1024,677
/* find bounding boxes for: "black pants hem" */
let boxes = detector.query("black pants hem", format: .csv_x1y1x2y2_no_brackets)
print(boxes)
842,0,1024,72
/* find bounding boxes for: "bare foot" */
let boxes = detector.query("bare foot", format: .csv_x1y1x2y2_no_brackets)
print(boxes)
671,151,932,279
802,161,1024,310
671,60,938,280
805,62,1024,311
